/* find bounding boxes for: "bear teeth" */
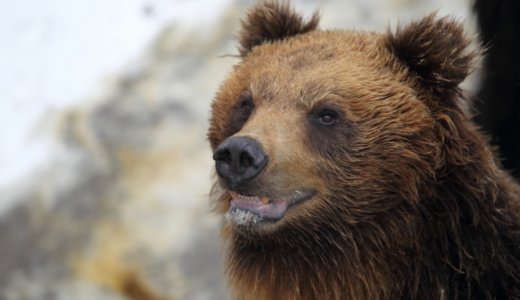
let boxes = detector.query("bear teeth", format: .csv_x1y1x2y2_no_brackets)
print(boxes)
229,191,271,204
260,196,270,204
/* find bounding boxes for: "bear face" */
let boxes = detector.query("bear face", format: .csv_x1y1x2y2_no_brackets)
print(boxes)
208,2,519,299
209,4,471,235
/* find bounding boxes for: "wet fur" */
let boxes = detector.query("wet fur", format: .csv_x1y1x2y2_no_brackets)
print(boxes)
209,2,520,299
237,1,319,57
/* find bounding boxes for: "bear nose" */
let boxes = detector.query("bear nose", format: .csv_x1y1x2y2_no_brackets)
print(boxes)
213,136,268,188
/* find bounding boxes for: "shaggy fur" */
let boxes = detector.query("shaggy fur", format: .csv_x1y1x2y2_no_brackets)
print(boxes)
238,1,319,56
208,2,520,299
387,13,477,106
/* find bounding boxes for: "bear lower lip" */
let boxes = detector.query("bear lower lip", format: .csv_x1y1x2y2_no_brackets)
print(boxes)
227,189,316,225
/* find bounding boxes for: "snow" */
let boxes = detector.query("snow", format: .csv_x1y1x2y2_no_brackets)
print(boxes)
0,0,231,189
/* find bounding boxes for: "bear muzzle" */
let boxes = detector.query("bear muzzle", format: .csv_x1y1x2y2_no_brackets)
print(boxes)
214,136,318,228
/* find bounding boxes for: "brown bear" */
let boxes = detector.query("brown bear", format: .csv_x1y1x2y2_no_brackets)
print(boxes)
208,2,520,299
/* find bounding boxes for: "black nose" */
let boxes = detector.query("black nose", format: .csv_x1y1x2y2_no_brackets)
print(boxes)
213,136,268,188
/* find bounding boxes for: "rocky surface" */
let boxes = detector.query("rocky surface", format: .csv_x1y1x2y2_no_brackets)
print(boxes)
0,1,473,299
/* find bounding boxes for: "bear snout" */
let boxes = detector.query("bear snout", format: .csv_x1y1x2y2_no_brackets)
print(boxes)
213,136,268,189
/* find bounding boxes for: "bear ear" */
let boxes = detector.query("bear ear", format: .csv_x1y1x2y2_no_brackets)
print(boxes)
386,14,477,104
238,1,320,56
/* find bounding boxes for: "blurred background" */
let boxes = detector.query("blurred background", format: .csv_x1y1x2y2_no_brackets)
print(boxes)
0,0,517,299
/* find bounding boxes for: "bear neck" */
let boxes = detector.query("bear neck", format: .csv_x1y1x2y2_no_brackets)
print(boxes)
224,218,397,300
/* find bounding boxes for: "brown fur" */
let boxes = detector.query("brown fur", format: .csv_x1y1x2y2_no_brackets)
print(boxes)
237,1,319,57
387,13,477,104
208,2,520,299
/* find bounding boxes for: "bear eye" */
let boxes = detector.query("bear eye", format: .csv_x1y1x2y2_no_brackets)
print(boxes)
238,95,253,111
237,93,254,118
227,93,255,135
316,108,339,126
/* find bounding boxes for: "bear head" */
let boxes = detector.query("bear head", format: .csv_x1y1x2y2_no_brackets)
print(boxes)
209,1,477,235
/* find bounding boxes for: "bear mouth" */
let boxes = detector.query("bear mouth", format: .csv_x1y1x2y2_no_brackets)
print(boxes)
226,188,316,226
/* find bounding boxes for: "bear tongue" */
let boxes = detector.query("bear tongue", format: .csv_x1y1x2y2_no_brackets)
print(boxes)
229,193,290,220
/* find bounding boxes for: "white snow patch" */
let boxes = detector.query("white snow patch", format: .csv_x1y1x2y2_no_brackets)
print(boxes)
226,208,261,226
0,0,231,189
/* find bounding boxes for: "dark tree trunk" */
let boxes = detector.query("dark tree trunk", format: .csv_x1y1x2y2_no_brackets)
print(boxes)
473,0,520,179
